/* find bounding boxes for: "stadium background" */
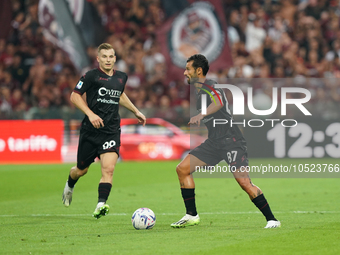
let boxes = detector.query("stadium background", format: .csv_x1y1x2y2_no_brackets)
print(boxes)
1,1,340,255
0,0,339,163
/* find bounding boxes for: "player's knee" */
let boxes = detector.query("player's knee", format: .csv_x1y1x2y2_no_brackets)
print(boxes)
176,163,189,177
102,165,114,177
78,170,88,177
74,166,88,177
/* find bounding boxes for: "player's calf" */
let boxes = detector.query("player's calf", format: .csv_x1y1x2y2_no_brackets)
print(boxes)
234,175,262,200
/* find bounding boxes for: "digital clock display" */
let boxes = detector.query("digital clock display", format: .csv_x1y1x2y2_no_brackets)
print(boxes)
244,121,340,159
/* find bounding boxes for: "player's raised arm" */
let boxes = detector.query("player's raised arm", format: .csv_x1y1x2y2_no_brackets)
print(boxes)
119,92,146,126
70,91,104,129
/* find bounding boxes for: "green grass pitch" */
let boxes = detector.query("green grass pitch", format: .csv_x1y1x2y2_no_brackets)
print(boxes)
0,159,339,255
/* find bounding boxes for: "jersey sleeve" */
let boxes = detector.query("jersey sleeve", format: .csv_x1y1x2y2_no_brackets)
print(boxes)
73,71,92,95
205,80,221,97
121,73,128,93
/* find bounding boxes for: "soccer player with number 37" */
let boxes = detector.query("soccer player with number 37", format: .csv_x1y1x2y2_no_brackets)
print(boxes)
171,54,281,229
62,43,146,218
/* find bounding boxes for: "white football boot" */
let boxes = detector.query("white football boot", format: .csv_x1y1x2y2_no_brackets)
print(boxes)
171,214,200,228
264,220,281,228
62,181,74,207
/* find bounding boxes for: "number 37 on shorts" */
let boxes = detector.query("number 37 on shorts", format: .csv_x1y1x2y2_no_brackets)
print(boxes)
226,151,237,163
225,145,249,168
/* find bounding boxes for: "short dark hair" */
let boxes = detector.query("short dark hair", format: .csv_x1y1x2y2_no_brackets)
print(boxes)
187,54,209,76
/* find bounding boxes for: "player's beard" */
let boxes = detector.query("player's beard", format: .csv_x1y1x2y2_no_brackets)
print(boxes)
188,76,199,85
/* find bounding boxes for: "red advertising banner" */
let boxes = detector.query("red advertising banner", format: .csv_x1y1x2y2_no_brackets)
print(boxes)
0,120,63,164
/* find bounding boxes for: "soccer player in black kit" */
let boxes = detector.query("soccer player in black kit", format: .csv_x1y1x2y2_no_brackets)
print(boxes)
171,54,281,228
62,43,146,219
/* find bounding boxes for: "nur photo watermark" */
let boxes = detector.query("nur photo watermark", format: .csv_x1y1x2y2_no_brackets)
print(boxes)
190,78,340,178
200,83,311,127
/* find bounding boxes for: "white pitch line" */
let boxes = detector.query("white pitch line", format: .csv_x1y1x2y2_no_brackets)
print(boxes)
0,211,339,217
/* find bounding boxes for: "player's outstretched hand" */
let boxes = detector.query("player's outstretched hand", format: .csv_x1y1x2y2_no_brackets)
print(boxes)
188,114,203,127
135,111,146,126
89,113,104,129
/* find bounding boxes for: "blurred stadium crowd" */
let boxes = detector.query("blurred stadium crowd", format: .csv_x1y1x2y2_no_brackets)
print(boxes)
0,0,340,124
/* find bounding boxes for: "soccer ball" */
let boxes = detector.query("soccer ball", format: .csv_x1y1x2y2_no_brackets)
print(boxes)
131,208,156,230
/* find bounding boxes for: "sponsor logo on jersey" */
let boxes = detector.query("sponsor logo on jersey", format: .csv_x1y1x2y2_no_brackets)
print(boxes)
97,98,118,104
99,77,109,81
98,87,121,98
76,81,83,89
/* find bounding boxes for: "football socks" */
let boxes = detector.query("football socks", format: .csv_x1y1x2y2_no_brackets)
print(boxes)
252,193,277,221
181,188,197,216
67,174,78,188
98,182,112,203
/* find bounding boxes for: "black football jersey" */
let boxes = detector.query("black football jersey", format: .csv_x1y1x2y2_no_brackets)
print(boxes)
196,79,245,143
73,68,127,134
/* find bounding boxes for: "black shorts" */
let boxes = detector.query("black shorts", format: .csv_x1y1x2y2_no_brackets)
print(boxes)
190,138,248,169
77,128,120,170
